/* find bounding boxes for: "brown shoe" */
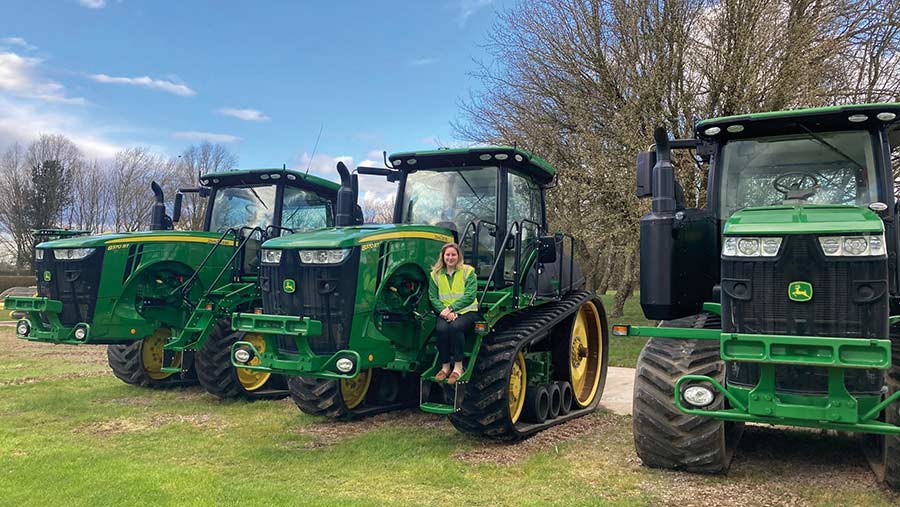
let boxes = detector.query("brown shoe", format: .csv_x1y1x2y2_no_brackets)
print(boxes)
447,370,462,385
434,369,450,382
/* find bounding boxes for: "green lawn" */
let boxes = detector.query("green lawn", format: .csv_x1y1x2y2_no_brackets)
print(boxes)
599,293,655,368
3,330,899,507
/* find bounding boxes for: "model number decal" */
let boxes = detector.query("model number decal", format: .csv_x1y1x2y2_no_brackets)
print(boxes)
361,242,381,251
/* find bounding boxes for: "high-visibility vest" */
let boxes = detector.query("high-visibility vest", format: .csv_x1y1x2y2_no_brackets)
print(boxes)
432,264,478,314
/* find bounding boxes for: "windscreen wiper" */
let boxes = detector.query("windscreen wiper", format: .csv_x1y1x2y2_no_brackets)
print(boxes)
248,186,269,210
797,124,865,171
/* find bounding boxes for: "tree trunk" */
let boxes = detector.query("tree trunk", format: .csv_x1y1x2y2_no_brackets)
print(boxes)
611,246,639,317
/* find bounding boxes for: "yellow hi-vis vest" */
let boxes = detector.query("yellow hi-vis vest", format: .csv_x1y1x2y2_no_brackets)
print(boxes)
433,264,478,314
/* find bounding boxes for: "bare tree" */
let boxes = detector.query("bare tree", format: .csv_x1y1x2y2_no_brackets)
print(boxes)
66,159,112,233
110,148,178,232
176,142,239,230
361,195,395,224
0,143,33,268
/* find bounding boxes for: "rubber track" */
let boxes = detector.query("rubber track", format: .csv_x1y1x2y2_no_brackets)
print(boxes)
195,319,288,400
883,328,900,488
447,290,603,441
632,313,741,473
287,375,416,420
107,341,195,388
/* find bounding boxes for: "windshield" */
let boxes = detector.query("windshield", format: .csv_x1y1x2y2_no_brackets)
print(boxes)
209,185,277,232
719,130,879,218
281,186,333,232
401,166,498,231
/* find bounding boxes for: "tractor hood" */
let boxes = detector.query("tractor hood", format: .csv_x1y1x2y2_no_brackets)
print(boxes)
724,204,884,236
36,230,236,249
262,224,455,250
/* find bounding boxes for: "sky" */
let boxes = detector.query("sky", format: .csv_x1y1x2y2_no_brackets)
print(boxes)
0,0,510,200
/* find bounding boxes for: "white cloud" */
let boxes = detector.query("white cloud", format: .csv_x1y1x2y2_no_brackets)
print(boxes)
0,51,85,104
89,73,196,96
78,0,106,8
296,151,398,201
409,58,437,66
458,0,494,27
172,131,241,144
0,98,123,159
1,37,37,51
217,107,270,122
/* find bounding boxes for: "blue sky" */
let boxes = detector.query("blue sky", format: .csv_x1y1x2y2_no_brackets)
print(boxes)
0,0,507,198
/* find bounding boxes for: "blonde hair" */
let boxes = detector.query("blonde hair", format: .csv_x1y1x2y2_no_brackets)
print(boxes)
432,243,465,273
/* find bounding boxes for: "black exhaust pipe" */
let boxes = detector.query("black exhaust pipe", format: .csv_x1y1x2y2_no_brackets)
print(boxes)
335,161,355,226
150,181,167,230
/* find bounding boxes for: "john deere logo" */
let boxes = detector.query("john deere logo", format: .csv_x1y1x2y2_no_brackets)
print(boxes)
42,271,51,282
283,279,296,294
788,281,813,302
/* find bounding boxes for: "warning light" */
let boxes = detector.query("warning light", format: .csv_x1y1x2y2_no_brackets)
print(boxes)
612,325,629,336
130,328,136,335
254,308,263,315
368,354,374,361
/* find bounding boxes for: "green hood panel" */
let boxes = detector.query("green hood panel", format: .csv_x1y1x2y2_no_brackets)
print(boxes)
37,230,234,249
724,205,884,235
262,224,455,249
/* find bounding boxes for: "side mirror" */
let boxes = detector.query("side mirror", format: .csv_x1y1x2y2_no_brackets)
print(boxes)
636,151,655,198
172,193,183,223
538,236,557,263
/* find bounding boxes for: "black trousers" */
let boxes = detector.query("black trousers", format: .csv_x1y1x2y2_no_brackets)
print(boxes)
434,311,480,364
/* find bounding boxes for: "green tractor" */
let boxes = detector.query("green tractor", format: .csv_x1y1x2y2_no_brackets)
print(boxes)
618,103,900,487
6,168,346,399
230,148,609,439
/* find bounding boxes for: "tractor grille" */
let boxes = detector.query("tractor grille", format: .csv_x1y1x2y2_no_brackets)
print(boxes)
722,235,887,394
259,247,359,355
35,248,105,326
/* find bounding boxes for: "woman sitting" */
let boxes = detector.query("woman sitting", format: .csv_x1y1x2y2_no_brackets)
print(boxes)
428,243,480,385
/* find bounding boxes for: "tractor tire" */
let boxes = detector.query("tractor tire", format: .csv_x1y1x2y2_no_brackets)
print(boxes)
448,292,607,440
107,328,195,388
287,369,415,419
881,326,900,489
195,320,287,400
632,312,742,474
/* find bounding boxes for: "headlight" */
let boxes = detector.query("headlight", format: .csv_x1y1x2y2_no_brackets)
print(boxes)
261,249,283,264
54,248,95,260
819,234,886,256
722,236,781,257
34,249,44,261
16,320,30,336
298,248,351,264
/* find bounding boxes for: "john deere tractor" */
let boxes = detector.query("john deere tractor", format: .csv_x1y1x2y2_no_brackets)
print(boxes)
230,148,609,439
6,167,344,399
618,103,900,488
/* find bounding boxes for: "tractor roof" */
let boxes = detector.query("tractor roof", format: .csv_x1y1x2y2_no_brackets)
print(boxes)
696,102,900,140
198,168,340,192
388,146,557,185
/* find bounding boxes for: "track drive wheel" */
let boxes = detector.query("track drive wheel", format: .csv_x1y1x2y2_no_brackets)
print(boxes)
557,299,607,408
195,319,287,400
287,370,375,419
107,327,195,388
632,312,742,473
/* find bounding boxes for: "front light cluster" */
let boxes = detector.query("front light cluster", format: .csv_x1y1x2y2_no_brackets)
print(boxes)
261,249,283,264
298,248,351,264
818,234,886,256
53,248,95,260
722,237,782,257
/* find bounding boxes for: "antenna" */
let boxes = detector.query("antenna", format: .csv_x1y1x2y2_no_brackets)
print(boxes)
305,124,324,177
383,150,394,168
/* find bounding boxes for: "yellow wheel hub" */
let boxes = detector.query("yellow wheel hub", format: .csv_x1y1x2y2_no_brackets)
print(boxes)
340,369,372,410
569,301,603,407
141,328,181,380
235,333,271,391
508,351,527,424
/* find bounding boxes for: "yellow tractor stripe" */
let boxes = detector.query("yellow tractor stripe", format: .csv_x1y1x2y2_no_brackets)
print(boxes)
105,236,237,246
358,231,453,243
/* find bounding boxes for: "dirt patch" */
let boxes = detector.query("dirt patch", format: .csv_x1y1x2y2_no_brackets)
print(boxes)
295,409,450,448
79,413,227,436
1,331,109,364
453,411,620,465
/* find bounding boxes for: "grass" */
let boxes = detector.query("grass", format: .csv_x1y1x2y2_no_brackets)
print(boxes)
3,330,900,507
599,292,655,369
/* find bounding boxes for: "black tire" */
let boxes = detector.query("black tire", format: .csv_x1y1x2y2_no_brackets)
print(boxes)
632,312,742,473
288,376,354,419
548,383,561,419
557,381,573,415
107,339,195,388
882,328,900,488
195,320,287,400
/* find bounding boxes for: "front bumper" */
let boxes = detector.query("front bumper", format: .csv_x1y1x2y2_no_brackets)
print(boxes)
619,322,900,435
230,311,382,379
5,296,154,345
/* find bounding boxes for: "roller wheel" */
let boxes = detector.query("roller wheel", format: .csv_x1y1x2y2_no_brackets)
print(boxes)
288,369,373,419
632,312,742,473
107,327,195,388
195,319,287,399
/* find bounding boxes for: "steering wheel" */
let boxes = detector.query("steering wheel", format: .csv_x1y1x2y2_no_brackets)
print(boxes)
773,172,820,200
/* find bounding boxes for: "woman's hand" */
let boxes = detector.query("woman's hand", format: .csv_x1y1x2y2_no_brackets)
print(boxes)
448,312,458,322
440,307,452,319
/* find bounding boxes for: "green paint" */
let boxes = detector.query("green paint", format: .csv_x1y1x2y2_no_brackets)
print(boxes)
42,271,51,282
723,205,884,236
283,279,295,293
788,281,813,302
696,102,900,131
